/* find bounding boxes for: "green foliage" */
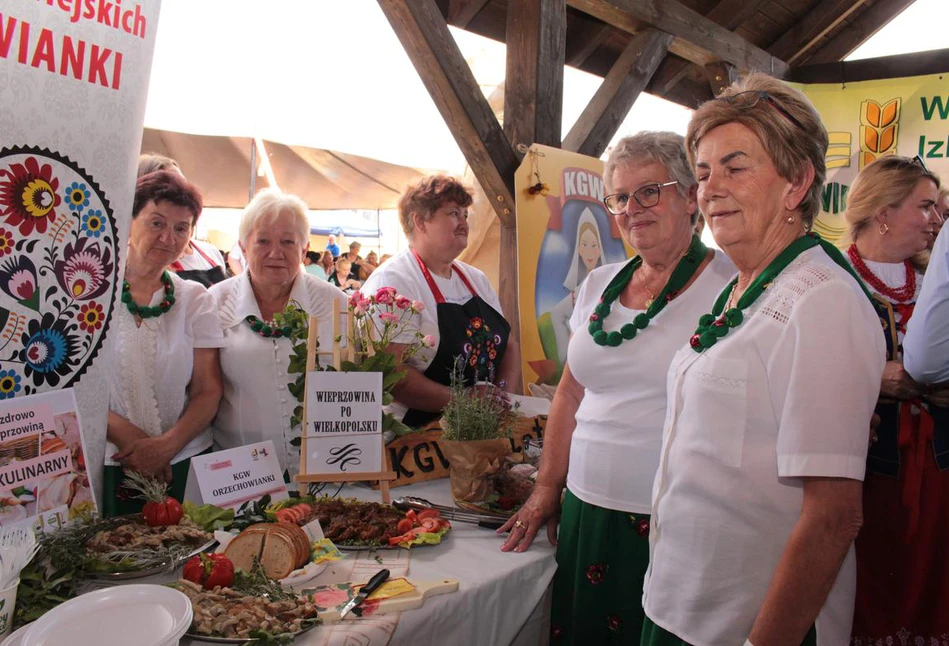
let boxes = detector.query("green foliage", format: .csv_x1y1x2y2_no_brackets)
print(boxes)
274,302,316,430
441,357,513,442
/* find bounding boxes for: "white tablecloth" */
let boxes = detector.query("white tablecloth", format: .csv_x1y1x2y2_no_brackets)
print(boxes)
183,479,557,646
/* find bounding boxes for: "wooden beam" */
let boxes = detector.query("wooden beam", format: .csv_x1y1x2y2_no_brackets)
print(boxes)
377,0,518,228
503,0,566,149
804,0,917,66
787,47,949,84
446,0,491,28
563,28,674,157
566,0,788,76
704,61,738,95
565,20,613,68
767,0,867,65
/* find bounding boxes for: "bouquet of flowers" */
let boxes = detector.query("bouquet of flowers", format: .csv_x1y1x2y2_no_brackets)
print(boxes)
344,287,434,437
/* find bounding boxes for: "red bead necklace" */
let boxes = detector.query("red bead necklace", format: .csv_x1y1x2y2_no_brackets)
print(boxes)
846,244,916,302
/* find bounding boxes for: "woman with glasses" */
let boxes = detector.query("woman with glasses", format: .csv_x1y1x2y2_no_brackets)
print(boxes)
498,131,734,645
360,175,519,427
640,74,885,646
842,157,948,644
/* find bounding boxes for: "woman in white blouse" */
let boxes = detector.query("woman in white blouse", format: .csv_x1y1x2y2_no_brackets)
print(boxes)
641,74,885,646
209,190,347,480
104,171,224,515
498,132,735,644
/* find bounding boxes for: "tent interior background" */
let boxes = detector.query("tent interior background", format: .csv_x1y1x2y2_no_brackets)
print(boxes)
144,0,948,282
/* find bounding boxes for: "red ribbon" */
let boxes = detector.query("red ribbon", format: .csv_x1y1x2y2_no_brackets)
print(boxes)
897,399,934,539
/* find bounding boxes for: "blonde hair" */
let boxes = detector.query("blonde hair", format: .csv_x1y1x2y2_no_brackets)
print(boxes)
335,257,352,272
844,156,940,241
686,73,827,228
239,189,310,246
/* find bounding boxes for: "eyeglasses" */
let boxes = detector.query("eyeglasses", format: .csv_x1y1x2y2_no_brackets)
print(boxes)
603,181,678,215
912,155,930,172
713,90,806,132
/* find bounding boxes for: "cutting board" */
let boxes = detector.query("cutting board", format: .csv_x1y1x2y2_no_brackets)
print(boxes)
309,577,459,622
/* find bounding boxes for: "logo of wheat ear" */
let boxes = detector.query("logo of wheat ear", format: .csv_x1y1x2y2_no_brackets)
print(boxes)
859,98,901,169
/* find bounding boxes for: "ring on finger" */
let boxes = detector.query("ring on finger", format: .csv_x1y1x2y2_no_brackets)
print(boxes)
515,520,526,530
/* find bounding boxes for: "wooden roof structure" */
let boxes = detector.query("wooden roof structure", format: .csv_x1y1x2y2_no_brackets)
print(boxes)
377,0,940,375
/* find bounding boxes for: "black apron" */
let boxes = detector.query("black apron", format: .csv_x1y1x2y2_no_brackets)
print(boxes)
169,241,227,287
402,249,511,428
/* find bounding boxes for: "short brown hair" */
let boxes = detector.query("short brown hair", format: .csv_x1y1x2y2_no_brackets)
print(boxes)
398,175,473,236
686,73,828,228
133,170,202,225
845,155,940,241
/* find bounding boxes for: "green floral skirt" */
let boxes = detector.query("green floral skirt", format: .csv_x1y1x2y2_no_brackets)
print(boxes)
101,449,209,517
551,488,651,644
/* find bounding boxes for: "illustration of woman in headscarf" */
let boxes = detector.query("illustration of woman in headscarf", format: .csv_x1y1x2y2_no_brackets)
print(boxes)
549,208,603,366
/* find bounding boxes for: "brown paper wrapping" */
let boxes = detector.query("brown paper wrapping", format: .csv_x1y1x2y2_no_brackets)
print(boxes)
439,438,512,503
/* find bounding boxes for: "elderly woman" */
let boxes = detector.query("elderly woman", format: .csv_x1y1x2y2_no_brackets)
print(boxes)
138,154,228,287
210,189,348,478
104,171,224,515
640,74,885,646
361,175,519,427
842,157,949,644
358,250,379,280
498,132,734,644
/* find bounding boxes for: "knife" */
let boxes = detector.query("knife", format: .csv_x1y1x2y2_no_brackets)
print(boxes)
339,568,391,618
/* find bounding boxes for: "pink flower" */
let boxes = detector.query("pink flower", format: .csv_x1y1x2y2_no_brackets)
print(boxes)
349,291,366,309
374,286,397,305
379,312,400,324
411,300,425,312
422,334,436,347
353,303,368,318
395,295,412,310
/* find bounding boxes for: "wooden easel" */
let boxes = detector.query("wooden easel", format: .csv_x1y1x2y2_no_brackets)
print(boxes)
295,299,398,503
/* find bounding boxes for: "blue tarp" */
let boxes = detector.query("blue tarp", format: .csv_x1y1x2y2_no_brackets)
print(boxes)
309,212,381,238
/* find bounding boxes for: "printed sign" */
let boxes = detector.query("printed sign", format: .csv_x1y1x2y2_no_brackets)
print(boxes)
0,0,163,503
184,441,288,510
796,74,949,243
304,371,382,475
0,389,96,528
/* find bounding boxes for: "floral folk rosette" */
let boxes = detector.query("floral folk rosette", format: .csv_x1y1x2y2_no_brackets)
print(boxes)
0,147,118,399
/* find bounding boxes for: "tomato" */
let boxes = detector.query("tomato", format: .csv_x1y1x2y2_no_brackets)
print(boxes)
419,518,440,533
142,497,183,527
406,510,418,524
275,509,294,524
183,553,235,590
397,518,414,534
417,509,440,521
388,529,418,546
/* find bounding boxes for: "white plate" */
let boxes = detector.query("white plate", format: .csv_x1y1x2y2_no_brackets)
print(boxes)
2,624,30,645
25,584,192,646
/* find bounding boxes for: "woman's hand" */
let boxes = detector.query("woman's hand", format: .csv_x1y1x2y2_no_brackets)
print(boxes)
497,483,562,553
113,436,175,481
880,360,921,400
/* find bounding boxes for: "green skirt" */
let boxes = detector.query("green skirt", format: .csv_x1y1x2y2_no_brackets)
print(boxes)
551,489,651,645
640,613,817,645
101,448,209,517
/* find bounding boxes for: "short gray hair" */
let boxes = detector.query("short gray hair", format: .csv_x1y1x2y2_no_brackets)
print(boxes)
239,189,310,246
604,131,699,224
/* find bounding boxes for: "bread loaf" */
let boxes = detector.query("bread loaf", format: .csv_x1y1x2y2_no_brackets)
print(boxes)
225,523,312,580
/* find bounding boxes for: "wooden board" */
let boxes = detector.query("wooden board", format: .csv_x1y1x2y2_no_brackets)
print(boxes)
311,577,459,622
374,415,548,488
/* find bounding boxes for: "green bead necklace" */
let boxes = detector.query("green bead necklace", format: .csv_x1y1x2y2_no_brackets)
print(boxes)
245,315,292,339
121,271,175,319
588,235,708,347
689,232,878,353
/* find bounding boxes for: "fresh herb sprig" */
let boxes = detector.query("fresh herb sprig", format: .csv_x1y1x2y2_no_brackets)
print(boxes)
441,357,514,442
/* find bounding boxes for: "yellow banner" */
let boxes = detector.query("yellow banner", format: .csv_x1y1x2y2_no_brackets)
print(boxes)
515,145,633,391
799,74,949,243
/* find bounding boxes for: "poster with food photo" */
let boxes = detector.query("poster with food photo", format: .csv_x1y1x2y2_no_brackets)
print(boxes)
0,388,95,532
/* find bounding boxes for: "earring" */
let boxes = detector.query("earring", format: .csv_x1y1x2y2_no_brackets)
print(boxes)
785,214,795,224
879,221,890,235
